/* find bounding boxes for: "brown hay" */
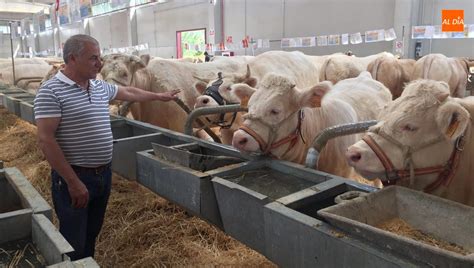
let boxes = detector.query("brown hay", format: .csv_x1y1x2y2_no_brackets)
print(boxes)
0,108,275,267
377,218,470,255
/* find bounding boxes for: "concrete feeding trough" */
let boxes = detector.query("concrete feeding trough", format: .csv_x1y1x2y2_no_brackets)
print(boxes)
211,160,330,253
4,94,35,116
111,118,192,180
0,168,51,219
0,168,74,266
19,101,35,124
0,88,27,107
263,179,422,267
0,214,74,267
47,257,100,268
317,186,474,267
136,141,246,228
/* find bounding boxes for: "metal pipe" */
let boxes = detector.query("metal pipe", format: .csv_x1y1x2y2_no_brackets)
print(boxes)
184,104,248,136
305,120,378,169
9,22,16,86
175,98,222,143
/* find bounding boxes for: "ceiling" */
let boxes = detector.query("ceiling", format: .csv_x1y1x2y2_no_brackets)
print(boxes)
0,0,53,21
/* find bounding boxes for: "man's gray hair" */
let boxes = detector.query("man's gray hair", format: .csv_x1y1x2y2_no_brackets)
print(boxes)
63,34,99,63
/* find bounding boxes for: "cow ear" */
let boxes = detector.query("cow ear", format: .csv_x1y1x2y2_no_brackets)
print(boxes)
436,102,470,141
231,83,256,101
140,54,151,66
130,55,146,71
194,81,208,94
300,81,332,108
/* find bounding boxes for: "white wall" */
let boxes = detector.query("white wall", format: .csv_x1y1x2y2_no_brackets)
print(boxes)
224,0,396,56
89,10,132,52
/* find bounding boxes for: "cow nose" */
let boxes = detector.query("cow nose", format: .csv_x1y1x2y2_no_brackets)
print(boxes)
345,149,362,164
202,98,209,104
232,132,248,150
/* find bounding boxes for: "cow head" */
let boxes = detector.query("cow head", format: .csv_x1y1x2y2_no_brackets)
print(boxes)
232,73,331,157
193,65,257,126
100,54,150,86
346,79,470,190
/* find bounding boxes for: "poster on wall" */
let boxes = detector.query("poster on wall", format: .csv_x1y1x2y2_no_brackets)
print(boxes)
58,0,71,25
365,29,384,42
469,24,474,38
281,38,291,48
301,36,316,47
350,32,362,44
341,33,349,45
317,35,328,46
79,0,93,18
432,25,451,39
110,0,129,9
68,0,81,23
50,5,58,28
411,26,434,39
384,28,396,41
328,35,340,45
38,11,48,32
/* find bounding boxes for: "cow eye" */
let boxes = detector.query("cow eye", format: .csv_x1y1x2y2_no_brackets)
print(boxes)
402,124,417,132
270,109,280,115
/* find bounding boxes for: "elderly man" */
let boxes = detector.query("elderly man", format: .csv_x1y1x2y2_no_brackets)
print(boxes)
34,34,179,260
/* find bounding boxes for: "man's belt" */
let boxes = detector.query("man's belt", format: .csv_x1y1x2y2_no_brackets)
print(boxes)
70,163,111,175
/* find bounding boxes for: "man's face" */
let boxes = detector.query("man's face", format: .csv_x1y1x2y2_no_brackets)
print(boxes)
69,42,102,80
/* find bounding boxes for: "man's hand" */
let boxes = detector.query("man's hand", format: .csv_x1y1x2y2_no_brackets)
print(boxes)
68,180,89,208
157,89,180,101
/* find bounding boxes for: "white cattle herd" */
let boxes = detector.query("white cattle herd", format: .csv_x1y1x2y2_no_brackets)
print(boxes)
1,50,472,206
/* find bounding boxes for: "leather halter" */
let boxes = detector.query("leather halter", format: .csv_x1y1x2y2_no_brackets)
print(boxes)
362,131,466,193
238,110,305,158
203,72,238,129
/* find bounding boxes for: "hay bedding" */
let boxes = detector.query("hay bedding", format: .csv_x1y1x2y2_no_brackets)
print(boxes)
0,108,275,267
377,218,470,255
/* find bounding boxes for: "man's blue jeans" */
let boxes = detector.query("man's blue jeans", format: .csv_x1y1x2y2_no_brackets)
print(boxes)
51,164,112,261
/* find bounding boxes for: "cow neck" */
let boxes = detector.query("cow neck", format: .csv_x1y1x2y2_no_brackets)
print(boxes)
362,127,468,193
239,109,305,160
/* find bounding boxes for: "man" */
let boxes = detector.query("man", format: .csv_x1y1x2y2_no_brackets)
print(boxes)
34,34,179,260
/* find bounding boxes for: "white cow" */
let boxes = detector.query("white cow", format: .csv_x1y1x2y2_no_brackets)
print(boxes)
412,53,469,98
346,79,474,206
231,71,391,183
193,50,320,144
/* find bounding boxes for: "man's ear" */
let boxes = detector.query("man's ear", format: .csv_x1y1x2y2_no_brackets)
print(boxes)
231,83,256,102
194,81,208,94
299,81,332,108
436,102,470,141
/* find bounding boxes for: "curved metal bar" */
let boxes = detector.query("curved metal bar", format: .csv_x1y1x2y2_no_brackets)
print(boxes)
305,120,378,169
14,76,44,85
184,104,248,137
175,99,223,143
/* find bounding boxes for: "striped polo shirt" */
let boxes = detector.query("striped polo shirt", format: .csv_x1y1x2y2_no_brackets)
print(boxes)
34,71,118,167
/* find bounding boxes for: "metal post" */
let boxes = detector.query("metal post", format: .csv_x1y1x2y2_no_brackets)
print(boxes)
9,21,16,85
